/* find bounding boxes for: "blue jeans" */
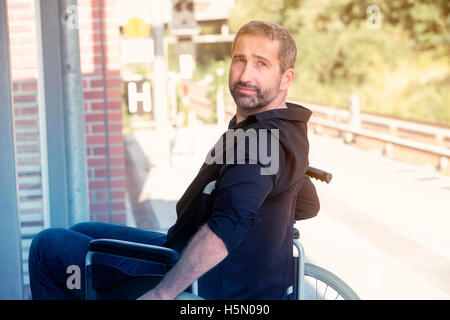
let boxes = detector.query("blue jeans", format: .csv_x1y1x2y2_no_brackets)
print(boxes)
28,222,167,300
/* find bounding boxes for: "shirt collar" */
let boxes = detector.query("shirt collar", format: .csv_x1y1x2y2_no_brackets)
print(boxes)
228,101,312,129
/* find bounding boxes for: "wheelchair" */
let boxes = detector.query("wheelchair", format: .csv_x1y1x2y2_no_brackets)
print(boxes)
85,167,359,300
85,238,200,300
85,229,299,300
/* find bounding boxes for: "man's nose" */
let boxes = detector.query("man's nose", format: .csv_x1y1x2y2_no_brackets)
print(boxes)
239,63,255,83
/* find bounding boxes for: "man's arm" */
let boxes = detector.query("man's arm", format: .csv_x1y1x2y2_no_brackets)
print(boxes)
138,162,273,300
137,224,228,300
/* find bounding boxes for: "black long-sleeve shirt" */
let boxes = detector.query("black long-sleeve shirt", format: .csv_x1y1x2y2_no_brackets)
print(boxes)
164,102,320,299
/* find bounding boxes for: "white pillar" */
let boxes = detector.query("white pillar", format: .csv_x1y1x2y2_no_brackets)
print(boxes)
0,0,24,299
151,0,170,166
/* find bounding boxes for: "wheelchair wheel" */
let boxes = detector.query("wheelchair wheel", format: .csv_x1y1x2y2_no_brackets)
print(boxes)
175,292,205,300
303,263,360,300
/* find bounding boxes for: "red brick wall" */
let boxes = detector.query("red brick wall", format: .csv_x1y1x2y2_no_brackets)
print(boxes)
7,0,126,286
78,0,126,224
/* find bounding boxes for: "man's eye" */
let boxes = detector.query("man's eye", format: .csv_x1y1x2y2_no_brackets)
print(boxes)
258,61,267,67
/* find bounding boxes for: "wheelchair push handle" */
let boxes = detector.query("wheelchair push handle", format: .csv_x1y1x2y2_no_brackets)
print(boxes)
306,166,332,184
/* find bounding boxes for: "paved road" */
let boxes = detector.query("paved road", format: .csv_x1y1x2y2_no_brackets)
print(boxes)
125,124,450,299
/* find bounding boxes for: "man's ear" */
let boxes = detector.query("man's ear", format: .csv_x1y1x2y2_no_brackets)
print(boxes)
280,68,295,91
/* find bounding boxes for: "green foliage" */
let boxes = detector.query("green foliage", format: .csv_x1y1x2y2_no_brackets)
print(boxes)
202,59,231,117
324,0,450,54
195,43,232,67
225,0,450,125
229,0,305,34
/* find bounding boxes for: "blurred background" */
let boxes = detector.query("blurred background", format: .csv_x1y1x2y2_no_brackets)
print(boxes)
1,0,449,300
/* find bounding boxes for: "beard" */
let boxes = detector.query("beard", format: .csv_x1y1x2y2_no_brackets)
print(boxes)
229,79,281,111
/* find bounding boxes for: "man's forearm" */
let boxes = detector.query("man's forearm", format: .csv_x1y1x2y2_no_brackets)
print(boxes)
138,224,228,300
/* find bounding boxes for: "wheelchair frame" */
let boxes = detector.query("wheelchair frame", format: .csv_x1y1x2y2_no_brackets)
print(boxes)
85,229,303,300
84,167,359,300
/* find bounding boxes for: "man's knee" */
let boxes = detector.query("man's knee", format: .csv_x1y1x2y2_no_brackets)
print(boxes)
69,222,93,234
30,228,65,248
69,221,110,235
29,228,67,264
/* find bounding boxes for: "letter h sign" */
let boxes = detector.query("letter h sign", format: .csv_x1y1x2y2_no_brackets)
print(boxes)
128,81,152,113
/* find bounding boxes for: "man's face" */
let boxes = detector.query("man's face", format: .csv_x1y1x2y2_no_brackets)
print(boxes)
229,35,283,111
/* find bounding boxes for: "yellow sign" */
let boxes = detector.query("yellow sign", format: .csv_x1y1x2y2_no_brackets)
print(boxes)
123,17,150,38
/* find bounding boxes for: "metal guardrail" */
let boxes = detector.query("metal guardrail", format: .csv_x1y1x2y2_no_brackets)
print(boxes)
289,99,450,170
295,100,450,142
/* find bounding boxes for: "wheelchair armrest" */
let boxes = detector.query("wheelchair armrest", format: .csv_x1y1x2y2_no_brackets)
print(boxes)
88,239,180,266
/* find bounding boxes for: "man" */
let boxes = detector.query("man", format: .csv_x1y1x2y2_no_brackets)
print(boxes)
28,20,319,300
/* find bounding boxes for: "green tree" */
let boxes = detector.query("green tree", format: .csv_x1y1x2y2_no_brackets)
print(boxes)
229,0,305,34
321,0,450,54
226,0,450,124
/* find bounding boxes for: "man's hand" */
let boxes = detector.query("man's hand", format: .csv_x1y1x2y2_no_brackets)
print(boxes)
137,287,170,300
137,224,228,300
